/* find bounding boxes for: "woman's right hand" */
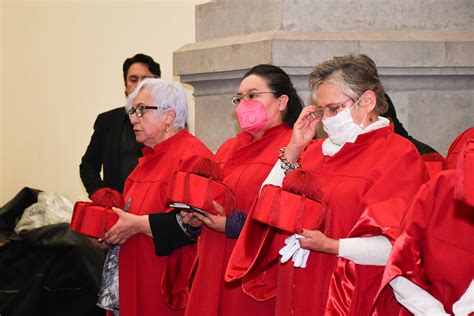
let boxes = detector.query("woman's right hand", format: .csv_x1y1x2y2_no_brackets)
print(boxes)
286,106,320,163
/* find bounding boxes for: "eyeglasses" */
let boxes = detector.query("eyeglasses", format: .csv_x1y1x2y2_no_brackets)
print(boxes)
127,103,158,118
314,97,354,119
231,91,275,105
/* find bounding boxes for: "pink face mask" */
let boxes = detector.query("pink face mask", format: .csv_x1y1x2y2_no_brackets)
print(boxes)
235,99,268,134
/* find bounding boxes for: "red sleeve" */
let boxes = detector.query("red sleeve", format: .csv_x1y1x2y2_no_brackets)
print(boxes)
368,178,440,315
351,146,429,241
373,169,473,315
162,137,213,310
385,180,435,284
326,146,429,316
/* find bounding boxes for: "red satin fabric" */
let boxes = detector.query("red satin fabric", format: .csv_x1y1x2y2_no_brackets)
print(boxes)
252,184,327,233
118,130,212,316
422,153,444,178
185,124,292,316
325,199,408,316
444,127,474,170
166,172,234,216
374,169,474,314
227,126,428,316
424,162,444,178
226,184,328,301
70,202,118,238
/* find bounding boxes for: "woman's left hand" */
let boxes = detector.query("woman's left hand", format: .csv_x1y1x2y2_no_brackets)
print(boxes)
180,210,203,228
299,229,339,255
103,207,151,245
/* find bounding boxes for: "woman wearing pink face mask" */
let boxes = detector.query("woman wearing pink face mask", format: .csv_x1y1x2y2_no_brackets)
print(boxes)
184,64,303,316
226,54,429,315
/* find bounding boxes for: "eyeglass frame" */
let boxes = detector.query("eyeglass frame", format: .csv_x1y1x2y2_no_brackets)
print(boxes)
312,91,370,119
231,91,275,106
127,103,158,118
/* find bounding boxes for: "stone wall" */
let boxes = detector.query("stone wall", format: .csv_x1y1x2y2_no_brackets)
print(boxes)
174,0,474,154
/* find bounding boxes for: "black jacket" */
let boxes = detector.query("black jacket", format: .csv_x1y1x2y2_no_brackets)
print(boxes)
80,107,142,196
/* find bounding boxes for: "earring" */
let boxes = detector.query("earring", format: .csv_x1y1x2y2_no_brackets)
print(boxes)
165,123,170,133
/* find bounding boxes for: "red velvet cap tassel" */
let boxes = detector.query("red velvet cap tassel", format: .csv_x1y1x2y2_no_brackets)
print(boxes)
191,158,224,181
221,187,236,216
191,158,234,214
295,196,306,233
166,172,178,205
282,169,322,201
283,169,325,231
202,178,215,213
269,188,282,226
183,172,191,205
90,188,124,209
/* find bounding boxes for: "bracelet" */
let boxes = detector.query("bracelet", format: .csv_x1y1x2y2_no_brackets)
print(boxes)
278,147,301,174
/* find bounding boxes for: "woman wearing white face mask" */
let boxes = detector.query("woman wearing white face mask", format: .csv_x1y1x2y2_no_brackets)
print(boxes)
227,54,429,315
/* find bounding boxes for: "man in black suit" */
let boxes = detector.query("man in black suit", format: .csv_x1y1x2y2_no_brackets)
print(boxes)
80,54,161,196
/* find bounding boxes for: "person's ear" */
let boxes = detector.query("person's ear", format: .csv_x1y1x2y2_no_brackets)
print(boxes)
163,109,176,125
361,90,377,112
278,94,289,112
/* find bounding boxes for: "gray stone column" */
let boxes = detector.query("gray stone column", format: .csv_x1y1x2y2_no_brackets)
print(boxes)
174,0,474,154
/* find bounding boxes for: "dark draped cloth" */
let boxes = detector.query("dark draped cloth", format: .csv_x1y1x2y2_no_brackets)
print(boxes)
0,187,105,316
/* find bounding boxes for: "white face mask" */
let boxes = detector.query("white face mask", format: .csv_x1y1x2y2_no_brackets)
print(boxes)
322,97,367,145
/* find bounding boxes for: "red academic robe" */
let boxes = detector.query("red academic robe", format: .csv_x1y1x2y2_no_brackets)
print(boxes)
375,170,474,314
421,152,445,178
119,130,212,316
374,139,474,315
226,126,428,316
185,124,292,316
444,127,474,170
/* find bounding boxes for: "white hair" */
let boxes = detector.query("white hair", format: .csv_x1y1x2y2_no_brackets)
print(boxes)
125,78,188,129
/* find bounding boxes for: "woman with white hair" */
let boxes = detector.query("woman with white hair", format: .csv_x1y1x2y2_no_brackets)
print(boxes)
100,78,212,316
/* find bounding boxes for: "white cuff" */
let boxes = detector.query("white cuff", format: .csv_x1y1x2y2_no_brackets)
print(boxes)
260,160,286,189
338,235,392,266
453,279,474,315
390,276,449,315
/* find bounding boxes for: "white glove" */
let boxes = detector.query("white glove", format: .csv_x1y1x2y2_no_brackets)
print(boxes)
292,247,310,268
279,234,310,268
279,234,300,263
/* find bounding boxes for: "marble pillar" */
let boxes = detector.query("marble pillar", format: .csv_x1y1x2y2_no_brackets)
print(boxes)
174,0,474,154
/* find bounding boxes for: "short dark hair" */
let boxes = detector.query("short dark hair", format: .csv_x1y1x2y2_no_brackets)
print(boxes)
242,64,303,128
122,53,161,83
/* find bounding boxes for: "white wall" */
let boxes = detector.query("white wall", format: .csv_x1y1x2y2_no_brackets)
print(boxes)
0,0,207,204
